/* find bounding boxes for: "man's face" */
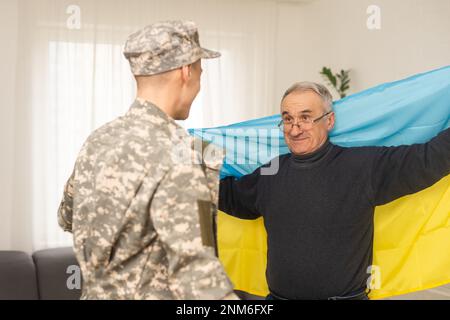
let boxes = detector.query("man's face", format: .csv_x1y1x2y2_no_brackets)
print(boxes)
177,60,202,120
281,90,335,155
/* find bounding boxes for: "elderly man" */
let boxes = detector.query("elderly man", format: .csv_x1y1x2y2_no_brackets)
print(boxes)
219,82,450,300
58,21,237,300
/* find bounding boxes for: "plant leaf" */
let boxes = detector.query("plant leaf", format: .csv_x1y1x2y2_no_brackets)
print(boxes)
320,67,337,87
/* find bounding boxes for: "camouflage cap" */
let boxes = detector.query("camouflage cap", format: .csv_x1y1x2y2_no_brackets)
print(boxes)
124,20,221,76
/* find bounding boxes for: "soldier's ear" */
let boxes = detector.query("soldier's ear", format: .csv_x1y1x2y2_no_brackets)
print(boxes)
180,65,191,82
181,66,191,82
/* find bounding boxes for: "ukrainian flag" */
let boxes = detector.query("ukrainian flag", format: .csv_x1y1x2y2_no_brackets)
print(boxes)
190,65,450,299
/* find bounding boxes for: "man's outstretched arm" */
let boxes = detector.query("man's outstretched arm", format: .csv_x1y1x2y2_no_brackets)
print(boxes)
219,168,262,220
370,127,450,206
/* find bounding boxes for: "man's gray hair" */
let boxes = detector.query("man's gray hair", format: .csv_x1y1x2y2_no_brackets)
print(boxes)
282,82,334,112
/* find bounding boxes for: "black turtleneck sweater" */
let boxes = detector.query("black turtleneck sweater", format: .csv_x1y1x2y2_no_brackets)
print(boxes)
219,128,450,300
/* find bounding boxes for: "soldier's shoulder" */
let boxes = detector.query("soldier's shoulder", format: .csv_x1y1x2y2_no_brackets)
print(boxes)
84,116,128,144
82,115,167,148
75,115,195,169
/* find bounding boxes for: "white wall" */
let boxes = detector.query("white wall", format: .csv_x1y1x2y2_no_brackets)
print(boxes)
274,0,450,101
0,0,18,250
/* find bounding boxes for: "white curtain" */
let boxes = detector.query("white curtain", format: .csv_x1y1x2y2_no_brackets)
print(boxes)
10,0,278,251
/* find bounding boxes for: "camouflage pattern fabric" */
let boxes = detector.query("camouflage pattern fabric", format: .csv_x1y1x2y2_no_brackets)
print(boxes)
58,99,236,300
124,20,220,76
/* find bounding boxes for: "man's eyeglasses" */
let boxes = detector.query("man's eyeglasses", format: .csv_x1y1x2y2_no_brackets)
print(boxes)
278,111,333,133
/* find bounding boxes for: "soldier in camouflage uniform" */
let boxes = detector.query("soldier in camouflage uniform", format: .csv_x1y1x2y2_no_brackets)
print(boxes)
57,20,238,300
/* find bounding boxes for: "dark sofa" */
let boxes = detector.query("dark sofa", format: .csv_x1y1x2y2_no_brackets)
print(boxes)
0,247,261,300
0,247,81,300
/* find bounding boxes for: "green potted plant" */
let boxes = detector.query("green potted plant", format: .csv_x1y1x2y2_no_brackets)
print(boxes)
320,67,351,99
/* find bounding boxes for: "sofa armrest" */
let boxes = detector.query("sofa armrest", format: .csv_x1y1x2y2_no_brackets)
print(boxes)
0,251,39,300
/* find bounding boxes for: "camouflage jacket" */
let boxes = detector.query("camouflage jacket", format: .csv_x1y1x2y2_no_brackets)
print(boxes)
57,99,236,300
